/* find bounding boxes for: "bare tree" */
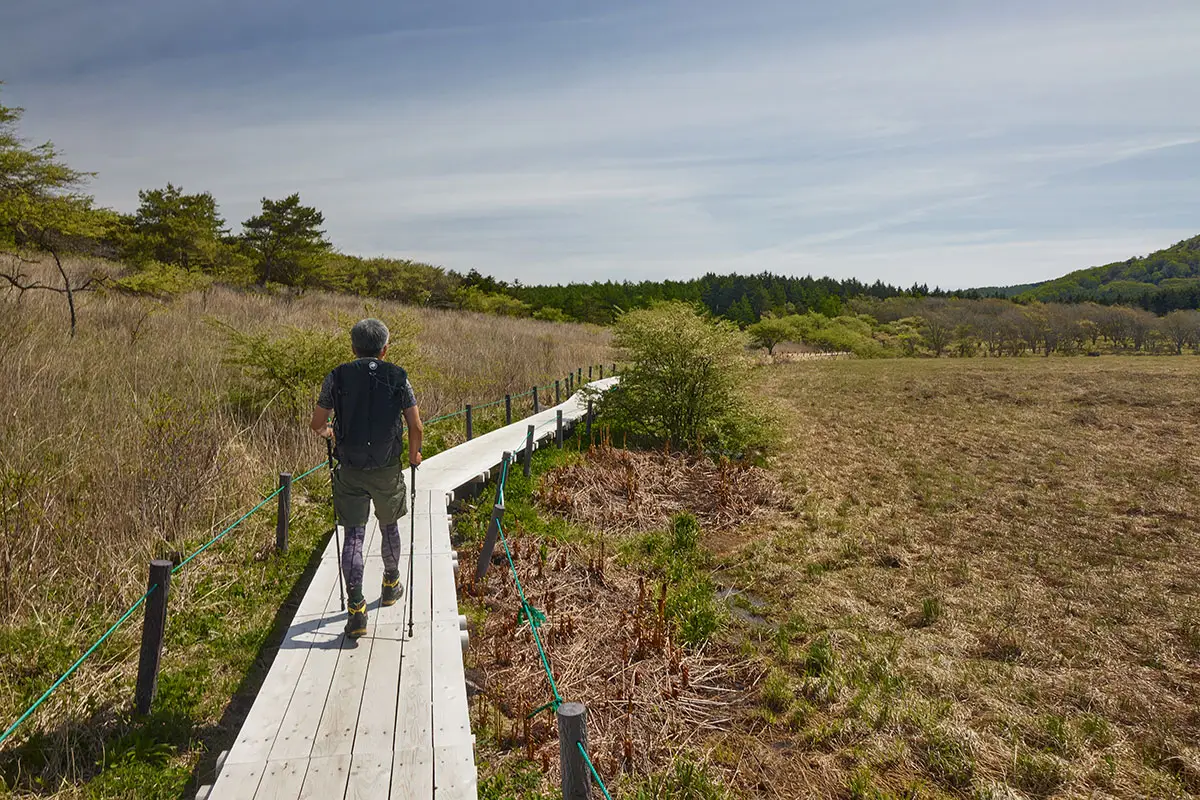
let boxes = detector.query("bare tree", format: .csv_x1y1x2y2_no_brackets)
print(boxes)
1159,309,1200,354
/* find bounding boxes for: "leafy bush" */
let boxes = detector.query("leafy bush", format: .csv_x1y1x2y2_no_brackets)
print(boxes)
111,261,213,299
599,302,776,456
215,312,421,418
790,312,886,357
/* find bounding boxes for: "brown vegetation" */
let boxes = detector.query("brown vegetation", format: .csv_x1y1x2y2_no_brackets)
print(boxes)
477,356,1199,799
722,357,1200,798
536,444,786,534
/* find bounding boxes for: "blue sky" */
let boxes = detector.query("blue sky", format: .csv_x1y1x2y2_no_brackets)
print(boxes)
1,0,1197,288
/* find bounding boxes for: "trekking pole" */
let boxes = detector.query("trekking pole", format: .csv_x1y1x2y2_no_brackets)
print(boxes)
326,437,345,611
407,460,418,639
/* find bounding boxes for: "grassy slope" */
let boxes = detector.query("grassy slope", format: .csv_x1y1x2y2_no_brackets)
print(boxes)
1013,235,1200,302
0,269,610,798
719,357,1199,798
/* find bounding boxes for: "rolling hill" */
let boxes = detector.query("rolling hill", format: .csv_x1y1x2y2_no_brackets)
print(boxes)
981,234,1200,311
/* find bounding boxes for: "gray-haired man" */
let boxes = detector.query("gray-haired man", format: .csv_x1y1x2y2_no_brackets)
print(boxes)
310,318,423,638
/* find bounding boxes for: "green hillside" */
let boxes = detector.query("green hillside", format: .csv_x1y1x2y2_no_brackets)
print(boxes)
1009,234,1200,312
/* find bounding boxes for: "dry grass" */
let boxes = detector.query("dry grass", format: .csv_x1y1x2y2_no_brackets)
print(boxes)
716,357,1200,798
471,356,1200,799
0,258,609,795
535,443,787,535
463,531,754,795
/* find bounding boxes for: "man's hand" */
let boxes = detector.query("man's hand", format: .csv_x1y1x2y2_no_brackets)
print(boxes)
310,406,333,437
409,450,423,468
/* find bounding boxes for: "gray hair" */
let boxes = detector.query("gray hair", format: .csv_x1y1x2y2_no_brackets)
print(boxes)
350,318,389,357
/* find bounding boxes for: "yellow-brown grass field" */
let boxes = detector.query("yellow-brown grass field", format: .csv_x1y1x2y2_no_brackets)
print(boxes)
468,356,1198,799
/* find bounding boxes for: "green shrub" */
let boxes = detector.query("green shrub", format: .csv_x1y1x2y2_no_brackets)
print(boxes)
215,312,421,418
919,729,975,790
598,302,777,457
111,261,213,299
919,596,942,627
667,576,724,646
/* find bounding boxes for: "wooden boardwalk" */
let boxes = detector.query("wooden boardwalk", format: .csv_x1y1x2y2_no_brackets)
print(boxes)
202,379,615,800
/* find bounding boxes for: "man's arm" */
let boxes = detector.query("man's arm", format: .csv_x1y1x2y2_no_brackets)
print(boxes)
310,406,332,438
404,406,423,466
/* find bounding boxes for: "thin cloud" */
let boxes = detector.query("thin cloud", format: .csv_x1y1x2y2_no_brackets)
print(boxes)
0,0,1196,288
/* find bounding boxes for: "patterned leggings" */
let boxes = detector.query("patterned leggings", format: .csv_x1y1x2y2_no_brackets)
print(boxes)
341,521,403,603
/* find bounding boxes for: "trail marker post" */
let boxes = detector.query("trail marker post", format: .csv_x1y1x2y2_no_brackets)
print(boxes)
557,702,592,799
135,560,172,714
275,472,291,554
524,424,535,477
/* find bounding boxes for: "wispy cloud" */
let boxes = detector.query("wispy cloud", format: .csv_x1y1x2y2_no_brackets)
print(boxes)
1,0,1197,288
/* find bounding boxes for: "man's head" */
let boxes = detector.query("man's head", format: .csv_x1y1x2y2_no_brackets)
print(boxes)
350,318,390,358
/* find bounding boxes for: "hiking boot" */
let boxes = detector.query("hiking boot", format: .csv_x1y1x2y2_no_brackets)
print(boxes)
345,599,368,639
381,570,404,607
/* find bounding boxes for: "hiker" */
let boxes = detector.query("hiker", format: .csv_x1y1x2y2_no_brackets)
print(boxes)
310,318,423,638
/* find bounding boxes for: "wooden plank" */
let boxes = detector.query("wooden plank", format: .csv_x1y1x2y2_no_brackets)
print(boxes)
431,621,472,749
391,747,434,799
345,753,392,800
210,760,265,797
431,553,461,623
297,754,351,800
353,547,409,755
252,759,307,800
434,745,478,799
268,522,378,762
227,558,339,764
310,551,383,758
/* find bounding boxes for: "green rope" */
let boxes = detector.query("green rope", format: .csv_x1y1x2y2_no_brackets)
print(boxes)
495,519,562,709
172,487,283,573
577,741,615,800
0,587,153,748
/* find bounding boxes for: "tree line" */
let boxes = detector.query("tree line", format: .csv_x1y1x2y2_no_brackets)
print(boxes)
747,297,1200,358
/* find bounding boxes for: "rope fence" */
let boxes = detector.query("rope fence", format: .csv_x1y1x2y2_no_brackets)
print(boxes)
0,364,613,752
484,442,616,799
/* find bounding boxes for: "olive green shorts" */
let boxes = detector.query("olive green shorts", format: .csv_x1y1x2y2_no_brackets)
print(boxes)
332,459,408,527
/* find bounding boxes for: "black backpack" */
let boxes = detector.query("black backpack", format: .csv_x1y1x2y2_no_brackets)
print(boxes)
330,359,409,469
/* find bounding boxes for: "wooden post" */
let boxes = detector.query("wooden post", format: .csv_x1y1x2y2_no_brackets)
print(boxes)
275,473,291,554
476,502,506,580
611,363,616,375
557,701,592,799
577,367,582,386
556,410,564,449
135,560,172,714
599,364,604,379
588,365,593,381
555,380,561,404
465,404,473,440
586,400,593,441
505,394,512,425
533,387,540,413
524,424,535,477
568,374,573,394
